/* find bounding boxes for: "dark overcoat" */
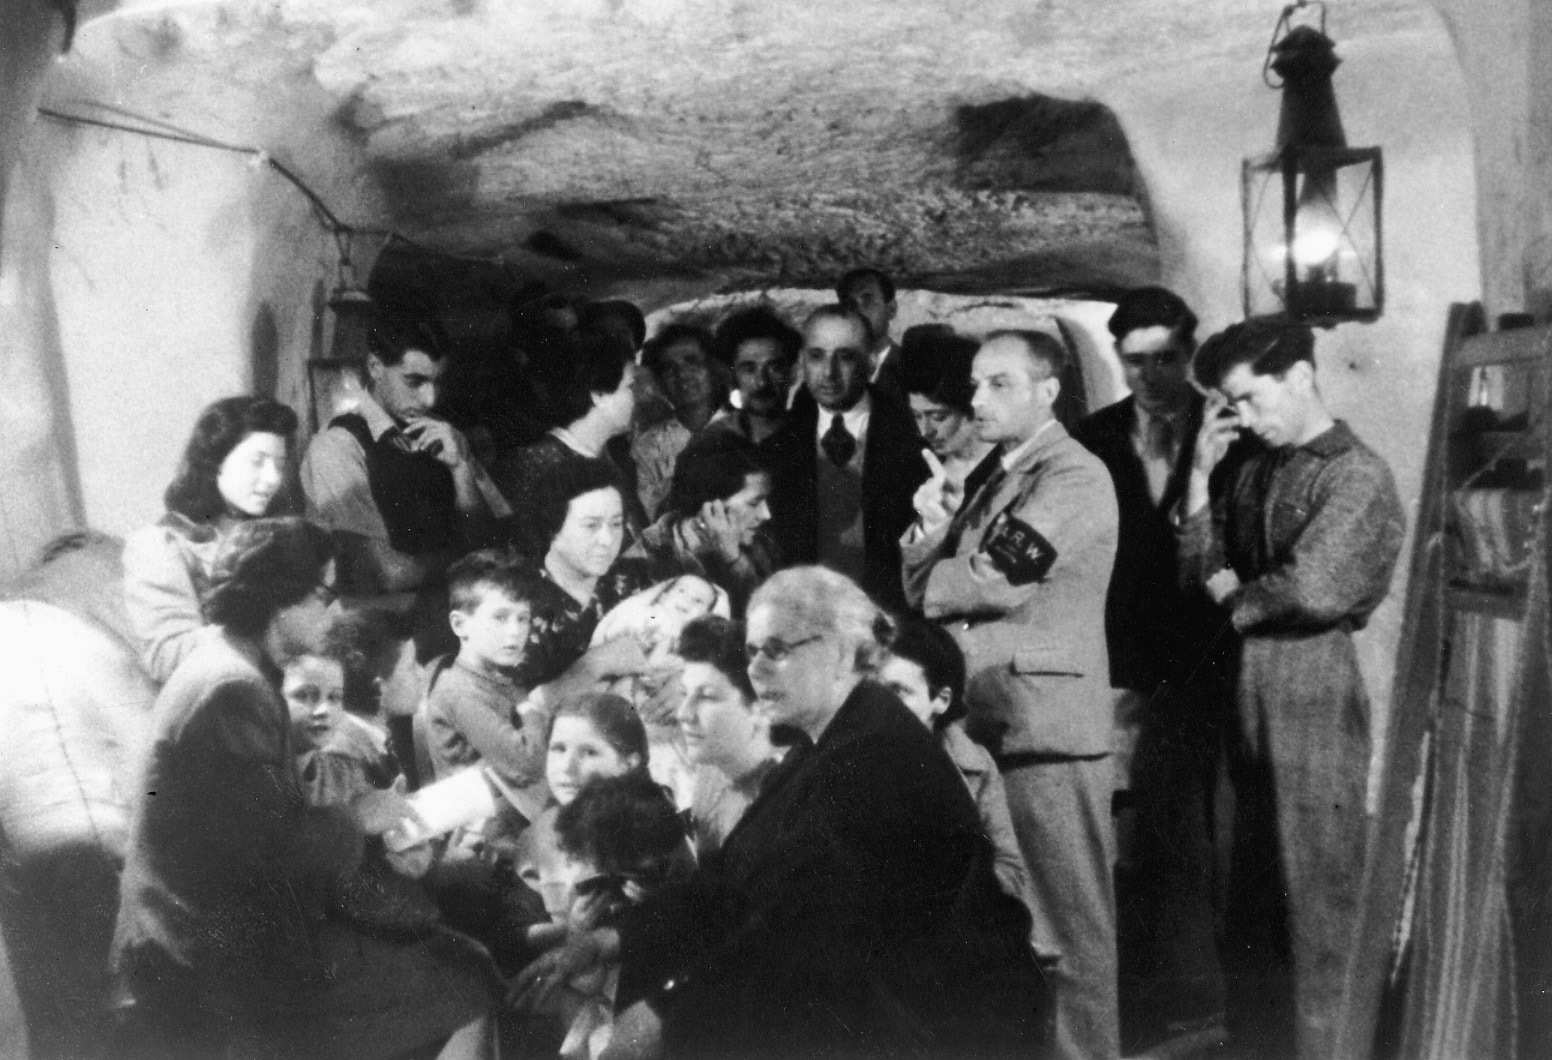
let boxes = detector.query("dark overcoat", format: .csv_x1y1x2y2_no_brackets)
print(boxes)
616,680,1050,1060
761,387,927,612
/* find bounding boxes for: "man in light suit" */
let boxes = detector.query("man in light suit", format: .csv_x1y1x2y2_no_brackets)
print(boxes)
903,329,1120,1060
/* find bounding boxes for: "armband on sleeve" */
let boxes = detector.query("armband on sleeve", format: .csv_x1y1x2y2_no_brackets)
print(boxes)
981,511,1058,586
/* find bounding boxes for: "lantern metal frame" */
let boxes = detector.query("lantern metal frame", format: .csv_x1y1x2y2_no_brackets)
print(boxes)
1241,1,1384,328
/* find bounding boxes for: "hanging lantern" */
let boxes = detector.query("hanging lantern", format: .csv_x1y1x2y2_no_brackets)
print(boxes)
1243,2,1383,327
308,229,376,432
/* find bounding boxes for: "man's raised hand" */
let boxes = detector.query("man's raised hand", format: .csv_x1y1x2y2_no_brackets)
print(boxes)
913,449,961,531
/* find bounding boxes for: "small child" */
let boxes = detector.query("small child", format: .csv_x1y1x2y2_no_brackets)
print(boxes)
280,618,442,940
515,692,658,917
554,771,696,920
515,694,693,1060
423,550,549,821
282,636,400,807
878,616,1040,930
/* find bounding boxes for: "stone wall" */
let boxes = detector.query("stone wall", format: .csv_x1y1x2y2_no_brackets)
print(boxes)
9,4,388,547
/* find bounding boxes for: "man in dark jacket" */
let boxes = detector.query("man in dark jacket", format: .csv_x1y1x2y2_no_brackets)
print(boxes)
1181,321,1405,1060
761,304,926,610
1073,287,1232,1042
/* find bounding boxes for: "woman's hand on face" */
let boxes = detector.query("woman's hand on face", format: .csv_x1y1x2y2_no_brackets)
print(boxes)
695,499,743,562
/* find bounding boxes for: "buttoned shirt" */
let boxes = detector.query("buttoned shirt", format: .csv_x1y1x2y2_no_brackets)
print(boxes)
301,391,399,543
1131,403,1188,505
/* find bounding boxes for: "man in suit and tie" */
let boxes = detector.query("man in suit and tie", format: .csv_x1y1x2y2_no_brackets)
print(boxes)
903,329,1120,1060
763,304,926,611
1073,287,1232,1045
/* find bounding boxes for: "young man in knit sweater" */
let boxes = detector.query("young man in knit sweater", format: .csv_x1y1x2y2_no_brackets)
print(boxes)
1181,320,1405,1060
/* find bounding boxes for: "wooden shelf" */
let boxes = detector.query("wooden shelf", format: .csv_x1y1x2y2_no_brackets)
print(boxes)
1445,582,1529,620
1470,431,1545,462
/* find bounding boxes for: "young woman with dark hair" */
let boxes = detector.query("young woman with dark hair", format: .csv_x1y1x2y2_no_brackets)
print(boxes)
626,431,778,611
110,517,501,1060
674,614,782,857
123,395,301,682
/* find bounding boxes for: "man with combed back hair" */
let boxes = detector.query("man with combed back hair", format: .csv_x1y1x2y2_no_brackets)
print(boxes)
1181,320,1404,1060
903,328,1120,1060
1074,287,1230,1044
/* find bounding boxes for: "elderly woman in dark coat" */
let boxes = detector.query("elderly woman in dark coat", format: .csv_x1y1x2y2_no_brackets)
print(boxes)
109,518,500,1060
516,566,1049,1060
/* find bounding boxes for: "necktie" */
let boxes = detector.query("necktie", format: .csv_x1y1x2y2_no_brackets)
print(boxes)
821,414,857,467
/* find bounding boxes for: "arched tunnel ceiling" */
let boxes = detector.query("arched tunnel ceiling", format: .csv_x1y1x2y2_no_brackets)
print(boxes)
70,0,1433,296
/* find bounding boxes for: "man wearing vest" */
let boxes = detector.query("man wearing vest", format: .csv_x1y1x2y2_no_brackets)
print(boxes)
903,329,1120,1060
302,317,504,656
762,304,926,612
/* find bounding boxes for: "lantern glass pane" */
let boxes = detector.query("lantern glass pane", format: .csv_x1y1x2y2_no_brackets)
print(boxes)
1242,146,1383,325
1289,148,1380,320
1242,156,1288,319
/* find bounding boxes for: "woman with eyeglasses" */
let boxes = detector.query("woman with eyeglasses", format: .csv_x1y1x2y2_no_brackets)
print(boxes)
110,517,501,1060
515,566,1049,1060
123,396,302,683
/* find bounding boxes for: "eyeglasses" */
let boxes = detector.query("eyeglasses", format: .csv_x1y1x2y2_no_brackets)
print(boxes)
745,634,822,665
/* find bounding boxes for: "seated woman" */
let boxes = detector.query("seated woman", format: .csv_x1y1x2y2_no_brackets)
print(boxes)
901,325,994,496
630,324,723,520
626,431,777,612
109,517,500,1060
123,395,297,682
517,567,1049,1060
672,615,783,858
518,460,655,702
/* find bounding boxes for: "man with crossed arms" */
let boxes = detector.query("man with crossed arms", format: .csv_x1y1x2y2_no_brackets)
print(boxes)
902,329,1120,1060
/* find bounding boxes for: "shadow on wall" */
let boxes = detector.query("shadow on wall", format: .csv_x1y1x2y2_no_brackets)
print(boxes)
251,301,281,400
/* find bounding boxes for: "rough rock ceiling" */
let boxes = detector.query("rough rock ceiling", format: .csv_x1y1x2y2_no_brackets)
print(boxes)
80,0,1431,296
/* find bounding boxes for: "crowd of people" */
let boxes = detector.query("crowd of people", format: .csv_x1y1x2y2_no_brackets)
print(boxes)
105,268,1407,1060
